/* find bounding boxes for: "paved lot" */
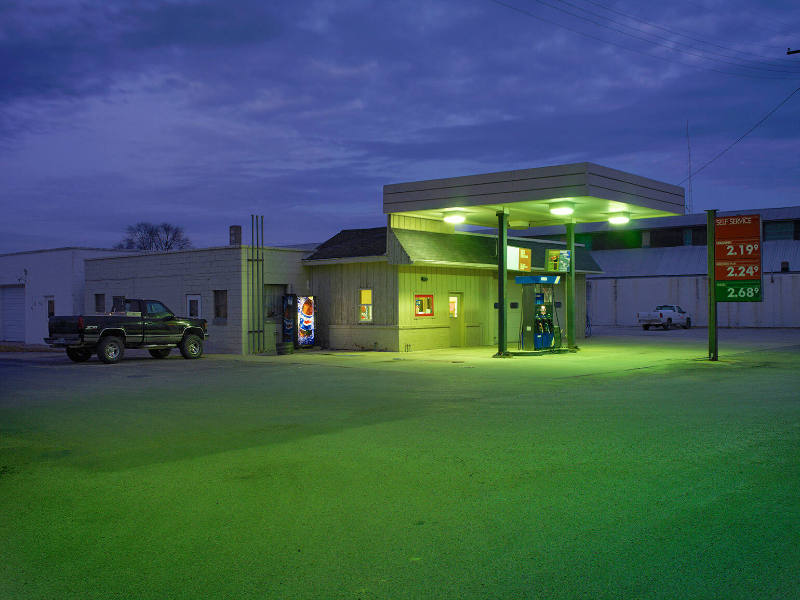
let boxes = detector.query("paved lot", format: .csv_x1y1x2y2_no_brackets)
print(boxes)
1,328,799,599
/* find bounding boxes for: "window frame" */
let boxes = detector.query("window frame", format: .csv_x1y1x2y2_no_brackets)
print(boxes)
414,294,434,317
186,294,202,318
213,289,228,323
358,288,373,323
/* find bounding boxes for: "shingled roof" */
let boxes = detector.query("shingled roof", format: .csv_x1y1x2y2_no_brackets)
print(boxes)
304,227,387,260
305,227,602,273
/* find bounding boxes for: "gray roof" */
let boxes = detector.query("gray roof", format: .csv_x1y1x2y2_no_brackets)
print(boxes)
305,228,387,260
590,239,800,277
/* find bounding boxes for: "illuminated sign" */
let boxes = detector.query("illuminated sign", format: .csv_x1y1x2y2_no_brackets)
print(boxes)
546,249,571,272
297,296,315,346
506,246,532,272
714,214,762,302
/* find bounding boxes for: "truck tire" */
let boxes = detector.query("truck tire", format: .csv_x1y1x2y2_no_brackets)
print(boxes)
66,347,92,362
683,318,691,329
642,325,650,331
97,336,124,364
663,319,671,331
179,334,203,359
149,348,171,359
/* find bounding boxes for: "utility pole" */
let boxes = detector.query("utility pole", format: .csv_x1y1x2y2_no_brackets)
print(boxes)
686,120,693,215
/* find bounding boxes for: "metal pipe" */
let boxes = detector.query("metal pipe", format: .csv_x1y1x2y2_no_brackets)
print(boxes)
706,209,718,360
250,214,255,354
495,209,509,357
260,215,265,353
566,222,576,349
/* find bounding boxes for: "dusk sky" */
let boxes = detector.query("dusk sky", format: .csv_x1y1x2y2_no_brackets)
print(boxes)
1,0,798,253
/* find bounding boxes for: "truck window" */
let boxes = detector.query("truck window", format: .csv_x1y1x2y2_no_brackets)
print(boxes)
145,301,172,319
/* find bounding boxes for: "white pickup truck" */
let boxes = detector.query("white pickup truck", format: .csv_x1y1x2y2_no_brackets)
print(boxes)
636,305,692,330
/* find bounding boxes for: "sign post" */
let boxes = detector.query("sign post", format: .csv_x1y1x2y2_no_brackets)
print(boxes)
706,210,718,361
707,212,763,361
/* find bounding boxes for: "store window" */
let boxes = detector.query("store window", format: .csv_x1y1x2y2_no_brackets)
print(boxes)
94,293,105,314
414,294,434,317
449,295,458,318
213,290,228,323
359,289,373,322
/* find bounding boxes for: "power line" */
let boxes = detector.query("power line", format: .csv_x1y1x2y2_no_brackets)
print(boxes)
678,86,800,184
532,0,800,76
578,0,800,69
489,0,794,80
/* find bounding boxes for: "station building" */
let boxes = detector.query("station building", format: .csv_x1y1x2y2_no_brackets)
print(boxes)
2,162,695,354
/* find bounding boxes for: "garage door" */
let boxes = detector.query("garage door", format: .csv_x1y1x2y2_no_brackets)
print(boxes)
1,285,25,342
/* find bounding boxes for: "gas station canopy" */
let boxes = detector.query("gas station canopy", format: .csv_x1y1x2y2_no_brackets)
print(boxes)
384,162,685,226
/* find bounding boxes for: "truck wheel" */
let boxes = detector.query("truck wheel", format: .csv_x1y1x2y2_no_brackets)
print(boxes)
642,325,650,331
180,334,203,359
683,318,692,329
97,336,124,364
149,348,171,359
663,319,671,331
66,347,92,362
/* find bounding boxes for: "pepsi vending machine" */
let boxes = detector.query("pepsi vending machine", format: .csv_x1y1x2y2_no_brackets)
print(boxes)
283,295,316,348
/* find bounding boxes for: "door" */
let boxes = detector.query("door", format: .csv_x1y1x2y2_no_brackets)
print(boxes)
448,293,465,347
1,285,25,342
143,300,181,344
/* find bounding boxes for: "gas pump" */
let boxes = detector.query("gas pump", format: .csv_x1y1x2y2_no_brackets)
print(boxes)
516,275,562,351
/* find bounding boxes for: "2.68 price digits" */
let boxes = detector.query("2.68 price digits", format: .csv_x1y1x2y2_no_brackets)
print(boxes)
726,285,759,299
725,264,759,278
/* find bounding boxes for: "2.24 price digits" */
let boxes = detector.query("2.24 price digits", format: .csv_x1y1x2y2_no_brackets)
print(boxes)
725,264,759,278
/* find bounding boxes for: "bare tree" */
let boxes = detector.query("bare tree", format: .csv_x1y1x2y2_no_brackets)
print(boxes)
115,222,192,251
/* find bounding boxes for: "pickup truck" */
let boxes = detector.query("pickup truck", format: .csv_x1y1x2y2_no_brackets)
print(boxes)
45,298,208,364
636,305,692,330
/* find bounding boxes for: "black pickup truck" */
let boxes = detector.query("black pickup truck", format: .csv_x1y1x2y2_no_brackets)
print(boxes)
45,298,208,364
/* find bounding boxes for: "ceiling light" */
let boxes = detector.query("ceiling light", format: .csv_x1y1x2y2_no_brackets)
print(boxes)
443,214,466,224
549,202,574,216
608,212,630,225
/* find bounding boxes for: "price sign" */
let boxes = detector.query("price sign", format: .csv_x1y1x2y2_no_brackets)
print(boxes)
715,238,760,260
714,214,762,302
715,261,760,280
715,281,761,302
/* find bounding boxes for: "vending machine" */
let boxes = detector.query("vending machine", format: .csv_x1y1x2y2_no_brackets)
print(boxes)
282,295,316,348
515,275,562,351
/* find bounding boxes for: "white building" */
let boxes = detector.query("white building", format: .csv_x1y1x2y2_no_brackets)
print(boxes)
520,206,800,328
0,247,130,344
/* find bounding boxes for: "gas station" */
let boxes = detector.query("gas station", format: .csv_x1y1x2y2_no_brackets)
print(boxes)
383,162,685,356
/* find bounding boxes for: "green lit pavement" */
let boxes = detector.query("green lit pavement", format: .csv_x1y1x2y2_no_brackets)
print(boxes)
1,328,799,598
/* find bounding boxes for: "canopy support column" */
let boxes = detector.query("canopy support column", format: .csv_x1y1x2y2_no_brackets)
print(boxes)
495,209,510,357
566,222,576,349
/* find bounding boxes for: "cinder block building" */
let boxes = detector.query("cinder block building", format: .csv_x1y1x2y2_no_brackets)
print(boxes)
84,243,311,354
